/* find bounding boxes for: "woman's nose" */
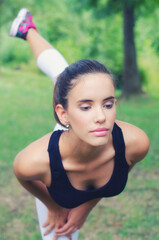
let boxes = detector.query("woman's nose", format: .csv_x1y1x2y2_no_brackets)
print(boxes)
95,107,106,123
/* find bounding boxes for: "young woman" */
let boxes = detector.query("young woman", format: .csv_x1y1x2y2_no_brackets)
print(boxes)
10,8,150,240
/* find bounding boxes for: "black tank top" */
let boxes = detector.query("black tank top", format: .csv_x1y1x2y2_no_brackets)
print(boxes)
47,123,129,209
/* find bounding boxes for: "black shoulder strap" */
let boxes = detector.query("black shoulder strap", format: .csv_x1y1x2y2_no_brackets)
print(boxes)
47,130,63,171
112,123,126,158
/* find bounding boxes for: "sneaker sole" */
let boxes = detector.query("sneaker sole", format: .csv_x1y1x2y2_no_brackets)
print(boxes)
9,8,29,37
17,8,29,18
9,16,24,36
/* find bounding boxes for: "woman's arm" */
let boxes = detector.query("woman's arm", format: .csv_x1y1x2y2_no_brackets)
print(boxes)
13,134,55,209
116,120,150,167
13,135,69,237
14,135,101,238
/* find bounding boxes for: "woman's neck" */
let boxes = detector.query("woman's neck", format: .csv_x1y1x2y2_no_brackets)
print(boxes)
60,130,111,164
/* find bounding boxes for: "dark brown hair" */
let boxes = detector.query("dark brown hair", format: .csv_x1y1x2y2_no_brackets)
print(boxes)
53,59,115,126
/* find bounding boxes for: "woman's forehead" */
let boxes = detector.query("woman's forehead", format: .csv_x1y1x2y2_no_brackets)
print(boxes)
69,73,115,97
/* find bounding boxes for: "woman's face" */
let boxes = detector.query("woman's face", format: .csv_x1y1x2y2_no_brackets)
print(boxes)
66,73,117,147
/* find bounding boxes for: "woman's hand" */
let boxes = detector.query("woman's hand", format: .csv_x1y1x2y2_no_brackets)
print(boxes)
56,198,101,237
54,205,87,237
55,198,101,237
43,206,70,240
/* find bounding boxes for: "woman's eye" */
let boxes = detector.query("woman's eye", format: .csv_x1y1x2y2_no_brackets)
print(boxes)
80,105,91,111
104,102,114,109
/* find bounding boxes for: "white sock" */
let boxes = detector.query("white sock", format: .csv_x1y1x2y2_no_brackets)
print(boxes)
37,48,69,84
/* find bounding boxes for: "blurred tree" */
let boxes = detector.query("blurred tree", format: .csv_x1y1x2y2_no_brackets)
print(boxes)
77,0,158,96
122,3,141,96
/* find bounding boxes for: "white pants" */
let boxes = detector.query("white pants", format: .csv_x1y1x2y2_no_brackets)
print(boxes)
36,48,79,239
35,198,79,240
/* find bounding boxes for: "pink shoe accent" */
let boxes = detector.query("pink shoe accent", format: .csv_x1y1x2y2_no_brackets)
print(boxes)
27,15,33,22
9,8,37,40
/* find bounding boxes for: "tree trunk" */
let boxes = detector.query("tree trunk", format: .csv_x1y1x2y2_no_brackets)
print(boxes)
122,6,142,96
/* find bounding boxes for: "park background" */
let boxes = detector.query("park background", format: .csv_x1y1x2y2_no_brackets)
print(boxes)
0,0,159,239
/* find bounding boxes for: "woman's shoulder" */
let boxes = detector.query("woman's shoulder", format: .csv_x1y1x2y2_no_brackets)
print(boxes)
115,120,150,166
13,132,52,180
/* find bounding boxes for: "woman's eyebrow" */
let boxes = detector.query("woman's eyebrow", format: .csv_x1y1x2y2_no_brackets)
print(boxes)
103,96,115,101
77,96,115,103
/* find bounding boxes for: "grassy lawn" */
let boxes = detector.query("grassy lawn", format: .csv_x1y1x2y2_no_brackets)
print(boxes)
0,67,159,240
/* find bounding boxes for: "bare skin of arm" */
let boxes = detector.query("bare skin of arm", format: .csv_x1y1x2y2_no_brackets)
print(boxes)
116,120,150,169
13,133,101,239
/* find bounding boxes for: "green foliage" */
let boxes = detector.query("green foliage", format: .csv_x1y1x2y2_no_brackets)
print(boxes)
136,8,159,55
0,0,159,93
1,32,32,67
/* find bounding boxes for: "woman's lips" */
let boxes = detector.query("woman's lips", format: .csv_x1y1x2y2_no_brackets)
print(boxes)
90,128,109,137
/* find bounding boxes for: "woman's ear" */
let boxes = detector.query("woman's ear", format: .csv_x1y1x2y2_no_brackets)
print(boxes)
55,104,68,126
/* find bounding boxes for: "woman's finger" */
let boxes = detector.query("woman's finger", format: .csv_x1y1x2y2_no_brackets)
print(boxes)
64,226,78,237
57,226,77,237
44,224,55,236
42,219,49,228
53,233,57,240
55,221,71,234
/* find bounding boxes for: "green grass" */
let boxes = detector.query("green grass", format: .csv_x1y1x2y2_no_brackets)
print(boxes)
0,67,159,239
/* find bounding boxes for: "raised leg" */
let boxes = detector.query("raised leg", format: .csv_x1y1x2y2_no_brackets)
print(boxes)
10,8,69,83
